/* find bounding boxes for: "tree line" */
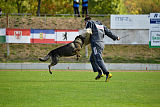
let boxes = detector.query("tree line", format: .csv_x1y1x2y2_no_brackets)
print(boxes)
0,0,159,16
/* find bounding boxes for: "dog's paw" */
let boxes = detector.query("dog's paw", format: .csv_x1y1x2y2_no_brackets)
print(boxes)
76,57,79,61
76,55,81,61
49,70,52,74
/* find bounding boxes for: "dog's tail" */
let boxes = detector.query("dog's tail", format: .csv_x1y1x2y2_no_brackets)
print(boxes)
39,55,50,62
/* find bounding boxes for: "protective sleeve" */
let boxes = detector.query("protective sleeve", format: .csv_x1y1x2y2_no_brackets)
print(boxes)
104,26,118,41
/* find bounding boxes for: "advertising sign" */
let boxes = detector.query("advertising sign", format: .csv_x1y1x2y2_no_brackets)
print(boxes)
149,13,160,48
111,15,150,29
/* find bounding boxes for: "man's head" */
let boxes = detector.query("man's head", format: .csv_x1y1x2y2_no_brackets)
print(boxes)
84,16,91,25
84,16,91,21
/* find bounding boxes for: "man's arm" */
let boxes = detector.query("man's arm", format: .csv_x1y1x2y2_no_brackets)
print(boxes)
104,26,120,41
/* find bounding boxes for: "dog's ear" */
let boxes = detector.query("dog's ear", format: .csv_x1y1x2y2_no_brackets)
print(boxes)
75,35,85,40
78,35,86,40
78,35,85,44
75,35,85,44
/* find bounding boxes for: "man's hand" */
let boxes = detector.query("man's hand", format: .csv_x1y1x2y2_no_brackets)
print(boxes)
117,37,120,40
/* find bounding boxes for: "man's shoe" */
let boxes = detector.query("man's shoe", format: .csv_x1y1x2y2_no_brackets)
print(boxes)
95,73,104,80
105,73,112,82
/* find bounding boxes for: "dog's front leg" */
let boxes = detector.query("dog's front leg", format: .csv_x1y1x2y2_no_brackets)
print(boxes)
74,49,81,60
74,43,82,61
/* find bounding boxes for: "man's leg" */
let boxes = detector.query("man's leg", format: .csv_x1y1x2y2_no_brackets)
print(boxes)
90,52,101,73
95,53,109,75
84,7,88,16
92,46,108,75
90,52,104,80
95,52,113,82
74,7,77,16
92,46,112,82
82,7,85,17
95,52,112,82
85,7,88,16
82,7,86,17
77,7,80,17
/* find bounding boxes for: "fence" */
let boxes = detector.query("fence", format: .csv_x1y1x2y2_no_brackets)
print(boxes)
0,14,152,59
1,28,79,44
0,13,150,44
0,28,149,44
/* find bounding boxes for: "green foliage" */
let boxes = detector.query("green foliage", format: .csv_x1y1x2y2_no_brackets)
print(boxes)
0,0,160,15
136,0,160,14
40,0,73,14
0,0,38,14
117,0,128,14
88,0,120,14
123,0,160,14
0,0,120,15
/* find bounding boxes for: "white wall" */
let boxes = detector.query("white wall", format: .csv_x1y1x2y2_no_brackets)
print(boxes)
0,63,159,71
104,29,149,44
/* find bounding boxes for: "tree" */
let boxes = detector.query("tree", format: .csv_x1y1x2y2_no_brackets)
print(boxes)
0,0,36,14
123,0,160,14
88,0,120,14
16,0,24,13
124,0,141,14
137,0,160,14
1,0,159,15
40,0,73,15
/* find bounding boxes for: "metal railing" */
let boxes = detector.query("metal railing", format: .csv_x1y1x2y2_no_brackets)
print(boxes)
0,13,32,16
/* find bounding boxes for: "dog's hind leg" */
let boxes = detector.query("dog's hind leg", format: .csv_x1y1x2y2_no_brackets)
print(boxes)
48,55,59,74
48,64,53,74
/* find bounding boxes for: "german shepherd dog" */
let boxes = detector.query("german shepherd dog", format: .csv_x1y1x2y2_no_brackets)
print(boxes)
39,28,92,74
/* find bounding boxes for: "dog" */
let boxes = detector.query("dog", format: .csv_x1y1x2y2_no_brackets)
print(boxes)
39,28,92,74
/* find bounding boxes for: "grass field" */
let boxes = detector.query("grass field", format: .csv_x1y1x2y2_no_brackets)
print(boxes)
0,70,160,107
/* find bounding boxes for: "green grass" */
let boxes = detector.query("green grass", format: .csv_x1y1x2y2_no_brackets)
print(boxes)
0,70,160,107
